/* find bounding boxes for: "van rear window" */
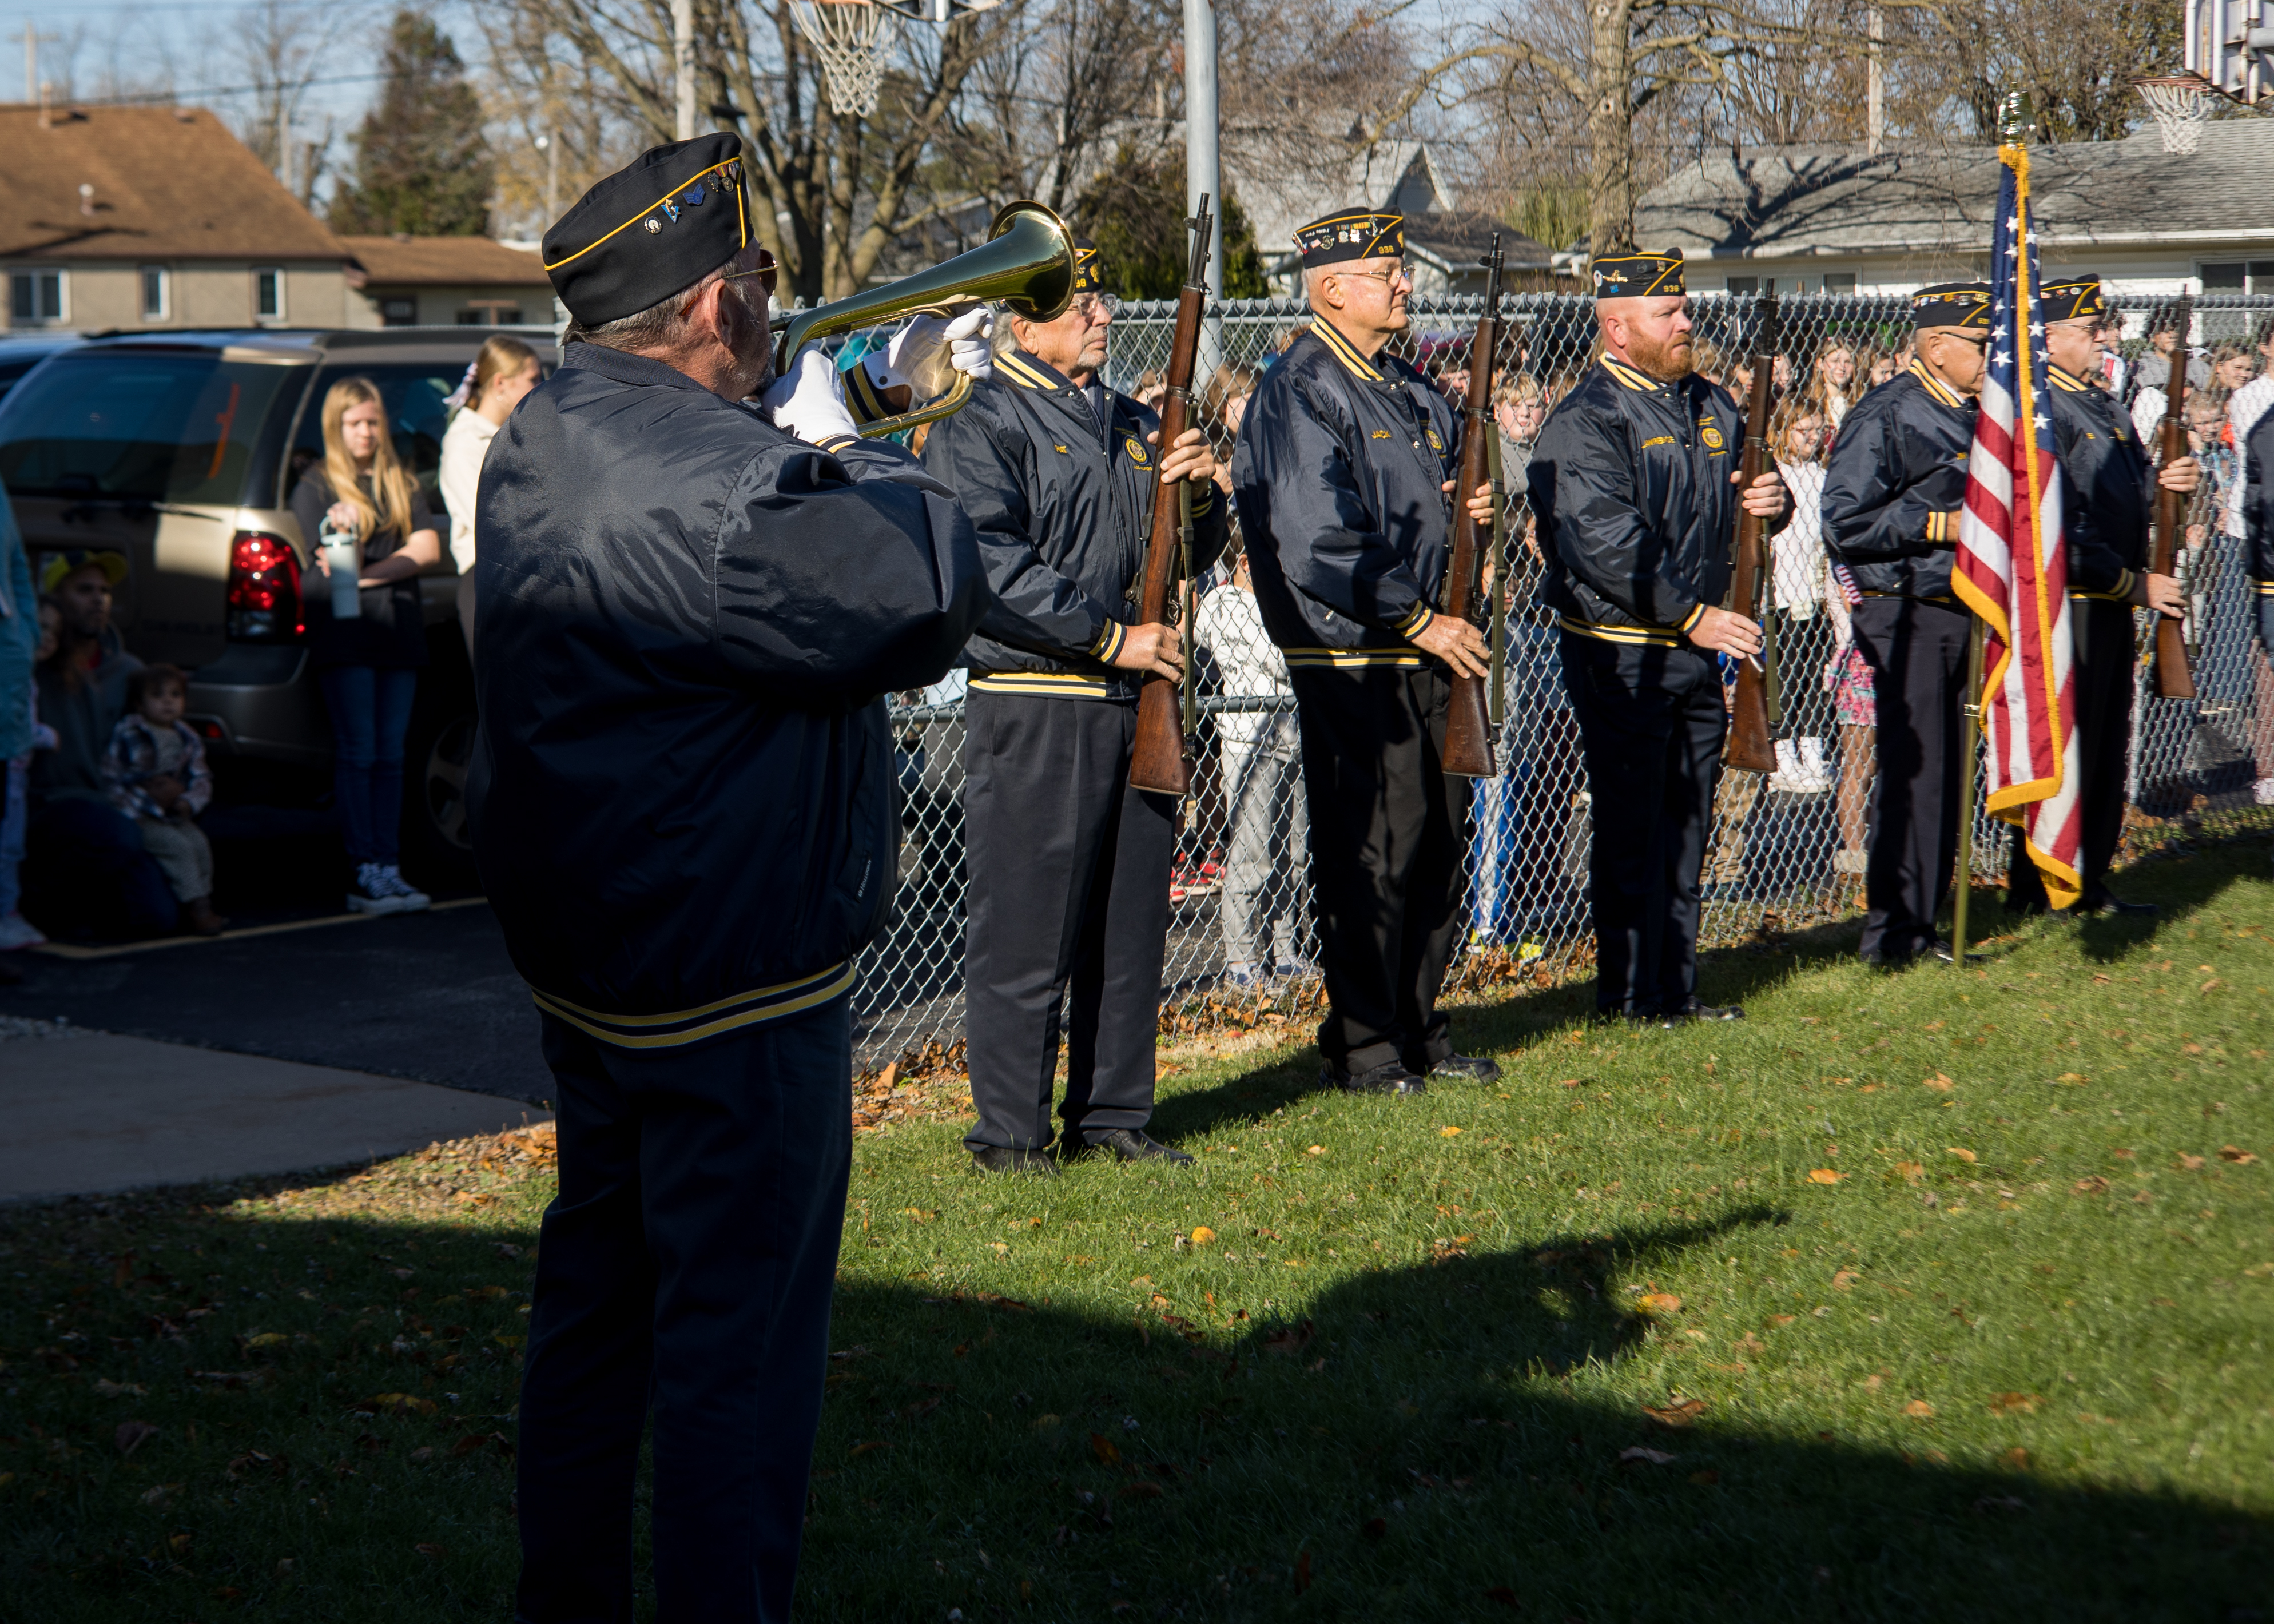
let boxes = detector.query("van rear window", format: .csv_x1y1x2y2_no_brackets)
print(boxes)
0,351,299,504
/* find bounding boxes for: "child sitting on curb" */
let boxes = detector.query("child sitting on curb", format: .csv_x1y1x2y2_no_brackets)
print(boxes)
102,664,227,936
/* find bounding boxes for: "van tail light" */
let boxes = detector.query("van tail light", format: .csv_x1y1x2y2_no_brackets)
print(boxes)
226,531,303,641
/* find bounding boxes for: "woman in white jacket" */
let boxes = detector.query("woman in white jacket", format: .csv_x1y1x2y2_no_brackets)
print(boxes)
436,335,541,654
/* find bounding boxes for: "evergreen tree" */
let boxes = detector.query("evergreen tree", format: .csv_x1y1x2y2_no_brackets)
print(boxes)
1074,148,1269,302
329,9,492,237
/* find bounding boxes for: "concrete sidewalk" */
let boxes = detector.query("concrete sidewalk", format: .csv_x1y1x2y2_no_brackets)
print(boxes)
0,1032,551,1203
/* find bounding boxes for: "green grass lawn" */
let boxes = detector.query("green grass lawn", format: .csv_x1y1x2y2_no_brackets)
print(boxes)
5,840,2273,1621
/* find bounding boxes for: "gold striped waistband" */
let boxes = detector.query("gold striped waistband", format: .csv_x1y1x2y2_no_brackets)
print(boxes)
1556,615,1680,649
969,671,1116,698
1281,647,1424,669
532,961,856,1050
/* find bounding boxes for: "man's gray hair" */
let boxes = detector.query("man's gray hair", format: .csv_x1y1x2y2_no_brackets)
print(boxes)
563,253,739,352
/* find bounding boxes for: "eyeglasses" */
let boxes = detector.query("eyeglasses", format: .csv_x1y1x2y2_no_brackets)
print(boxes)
1937,331,1991,349
719,247,780,296
1071,293,1121,322
1336,262,1411,289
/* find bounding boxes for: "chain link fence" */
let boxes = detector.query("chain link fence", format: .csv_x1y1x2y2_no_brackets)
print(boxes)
854,292,2274,1064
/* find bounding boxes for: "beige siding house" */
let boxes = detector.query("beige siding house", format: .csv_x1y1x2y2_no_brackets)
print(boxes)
0,103,357,332
339,235,556,328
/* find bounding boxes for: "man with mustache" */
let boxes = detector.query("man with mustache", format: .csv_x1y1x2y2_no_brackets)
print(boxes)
1526,249,1790,1025
467,133,993,1622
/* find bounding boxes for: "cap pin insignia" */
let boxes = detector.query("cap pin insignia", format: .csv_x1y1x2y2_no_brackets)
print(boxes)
645,217,662,234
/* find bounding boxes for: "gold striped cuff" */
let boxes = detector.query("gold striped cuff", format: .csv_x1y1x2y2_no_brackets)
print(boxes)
531,961,855,1050
1557,615,1680,648
1090,620,1127,664
1282,647,1424,668
1395,601,1437,641
969,671,1114,698
2253,578,2274,596
845,361,894,425
1925,510,1959,545
1677,602,1706,634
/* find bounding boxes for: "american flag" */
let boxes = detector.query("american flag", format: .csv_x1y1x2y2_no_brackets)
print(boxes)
1954,140,2082,907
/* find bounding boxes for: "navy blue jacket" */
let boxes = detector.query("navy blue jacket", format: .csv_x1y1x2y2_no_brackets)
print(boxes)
2048,363,2153,600
920,345,1225,699
1231,323,1460,667
1822,363,1977,601
1526,356,1743,650
467,343,989,1044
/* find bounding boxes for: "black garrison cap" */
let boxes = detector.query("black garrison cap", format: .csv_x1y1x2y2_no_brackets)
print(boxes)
1072,238,1102,293
1590,249,1685,300
2040,275,2108,323
1294,210,1406,268
1911,282,1994,329
543,133,750,327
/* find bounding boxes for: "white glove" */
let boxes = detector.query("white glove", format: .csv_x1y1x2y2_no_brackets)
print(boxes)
863,307,995,396
761,345,860,446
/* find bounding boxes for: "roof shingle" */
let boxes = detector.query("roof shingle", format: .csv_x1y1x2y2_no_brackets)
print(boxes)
340,235,548,286
0,104,345,261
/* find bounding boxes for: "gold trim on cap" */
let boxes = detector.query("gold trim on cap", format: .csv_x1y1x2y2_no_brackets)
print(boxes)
544,156,748,274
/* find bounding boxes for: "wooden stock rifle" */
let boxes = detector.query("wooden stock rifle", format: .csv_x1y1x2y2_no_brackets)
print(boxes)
1440,234,1506,779
1722,294,1782,774
1126,195,1215,796
2149,295,2197,700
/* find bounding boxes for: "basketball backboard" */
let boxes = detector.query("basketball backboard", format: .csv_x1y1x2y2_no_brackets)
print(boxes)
2185,0,2274,106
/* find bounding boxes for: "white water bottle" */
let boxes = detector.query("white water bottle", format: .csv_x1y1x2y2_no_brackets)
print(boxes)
318,515,361,620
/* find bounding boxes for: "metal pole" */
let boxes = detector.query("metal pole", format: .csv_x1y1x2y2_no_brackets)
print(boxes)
1951,615,1985,965
674,0,697,142
1182,0,1221,375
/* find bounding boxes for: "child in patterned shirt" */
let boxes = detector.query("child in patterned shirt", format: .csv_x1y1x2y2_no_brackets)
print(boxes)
103,664,226,936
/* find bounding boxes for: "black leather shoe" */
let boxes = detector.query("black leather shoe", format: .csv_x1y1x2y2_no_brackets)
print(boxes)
969,1145,1062,1177
2078,893,2156,917
1429,1052,1502,1082
1083,1128,1195,1165
1322,1060,1426,1096
1661,998,1744,1026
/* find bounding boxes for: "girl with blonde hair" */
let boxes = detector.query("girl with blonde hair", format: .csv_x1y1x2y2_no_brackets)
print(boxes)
289,376,442,915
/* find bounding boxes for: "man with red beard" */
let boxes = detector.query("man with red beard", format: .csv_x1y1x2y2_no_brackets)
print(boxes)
1526,250,1789,1024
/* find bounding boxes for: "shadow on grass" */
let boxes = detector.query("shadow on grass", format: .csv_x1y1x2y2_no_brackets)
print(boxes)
6,1171,2269,1623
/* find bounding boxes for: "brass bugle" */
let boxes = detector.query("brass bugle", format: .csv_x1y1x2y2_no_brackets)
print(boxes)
770,200,1078,439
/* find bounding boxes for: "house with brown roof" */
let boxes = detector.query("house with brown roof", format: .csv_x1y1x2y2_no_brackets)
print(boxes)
339,234,556,328
0,102,356,332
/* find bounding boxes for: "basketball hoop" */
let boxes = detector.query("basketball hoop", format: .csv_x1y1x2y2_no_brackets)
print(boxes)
2135,73,2216,155
791,0,899,118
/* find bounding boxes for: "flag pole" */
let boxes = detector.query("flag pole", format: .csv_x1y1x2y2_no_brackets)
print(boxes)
1952,616,1985,966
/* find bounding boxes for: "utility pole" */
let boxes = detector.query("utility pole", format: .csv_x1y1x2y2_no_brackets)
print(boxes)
1182,0,1221,371
673,0,696,142
24,21,60,105
1866,6,1884,157
536,131,559,222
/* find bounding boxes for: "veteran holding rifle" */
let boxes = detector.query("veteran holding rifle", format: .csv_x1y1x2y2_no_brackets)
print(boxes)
1232,209,1500,1096
2007,275,2196,917
923,238,1226,1173
1525,250,1789,1028
470,134,993,1621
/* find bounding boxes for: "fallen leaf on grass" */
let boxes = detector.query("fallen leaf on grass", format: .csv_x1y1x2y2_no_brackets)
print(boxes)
2074,1176,2110,1195
900,1208,937,1223
2221,1146,2260,1165
1090,1433,1122,1467
848,1440,888,1458
1636,1293,1683,1315
1807,1169,1843,1185
415,1542,446,1557
1947,1148,1977,1164
1306,1145,1325,1156
243,1332,288,1349
1619,1446,1678,1465
1989,1392,2041,1415
1689,1469,1720,1486
1770,1314,1795,1326
2003,1446,2031,1468
2057,1072,2087,1085
1643,1398,1707,1428
93,1378,147,1398
139,1483,178,1506
1118,1480,1164,1500
1893,1161,1925,1183
115,1421,159,1456
1262,1320,1316,1356
1831,1270,1858,1291
1440,1126,1464,1138
1188,1226,1215,1246
1362,1517,1388,1539
2241,1262,2273,1278
1902,1400,1936,1419
1923,1073,1955,1093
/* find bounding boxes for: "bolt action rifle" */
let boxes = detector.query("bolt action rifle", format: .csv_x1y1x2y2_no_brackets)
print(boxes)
2149,294,2197,699
1440,235,1506,779
1722,294,1782,774
1127,195,1215,795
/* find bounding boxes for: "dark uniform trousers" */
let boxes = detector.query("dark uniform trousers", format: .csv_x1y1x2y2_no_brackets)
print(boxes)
1849,596,1971,961
962,690,1175,1152
1289,664,1464,1074
1558,633,1725,1016
2007,596,2135,909
515,998,851,1624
